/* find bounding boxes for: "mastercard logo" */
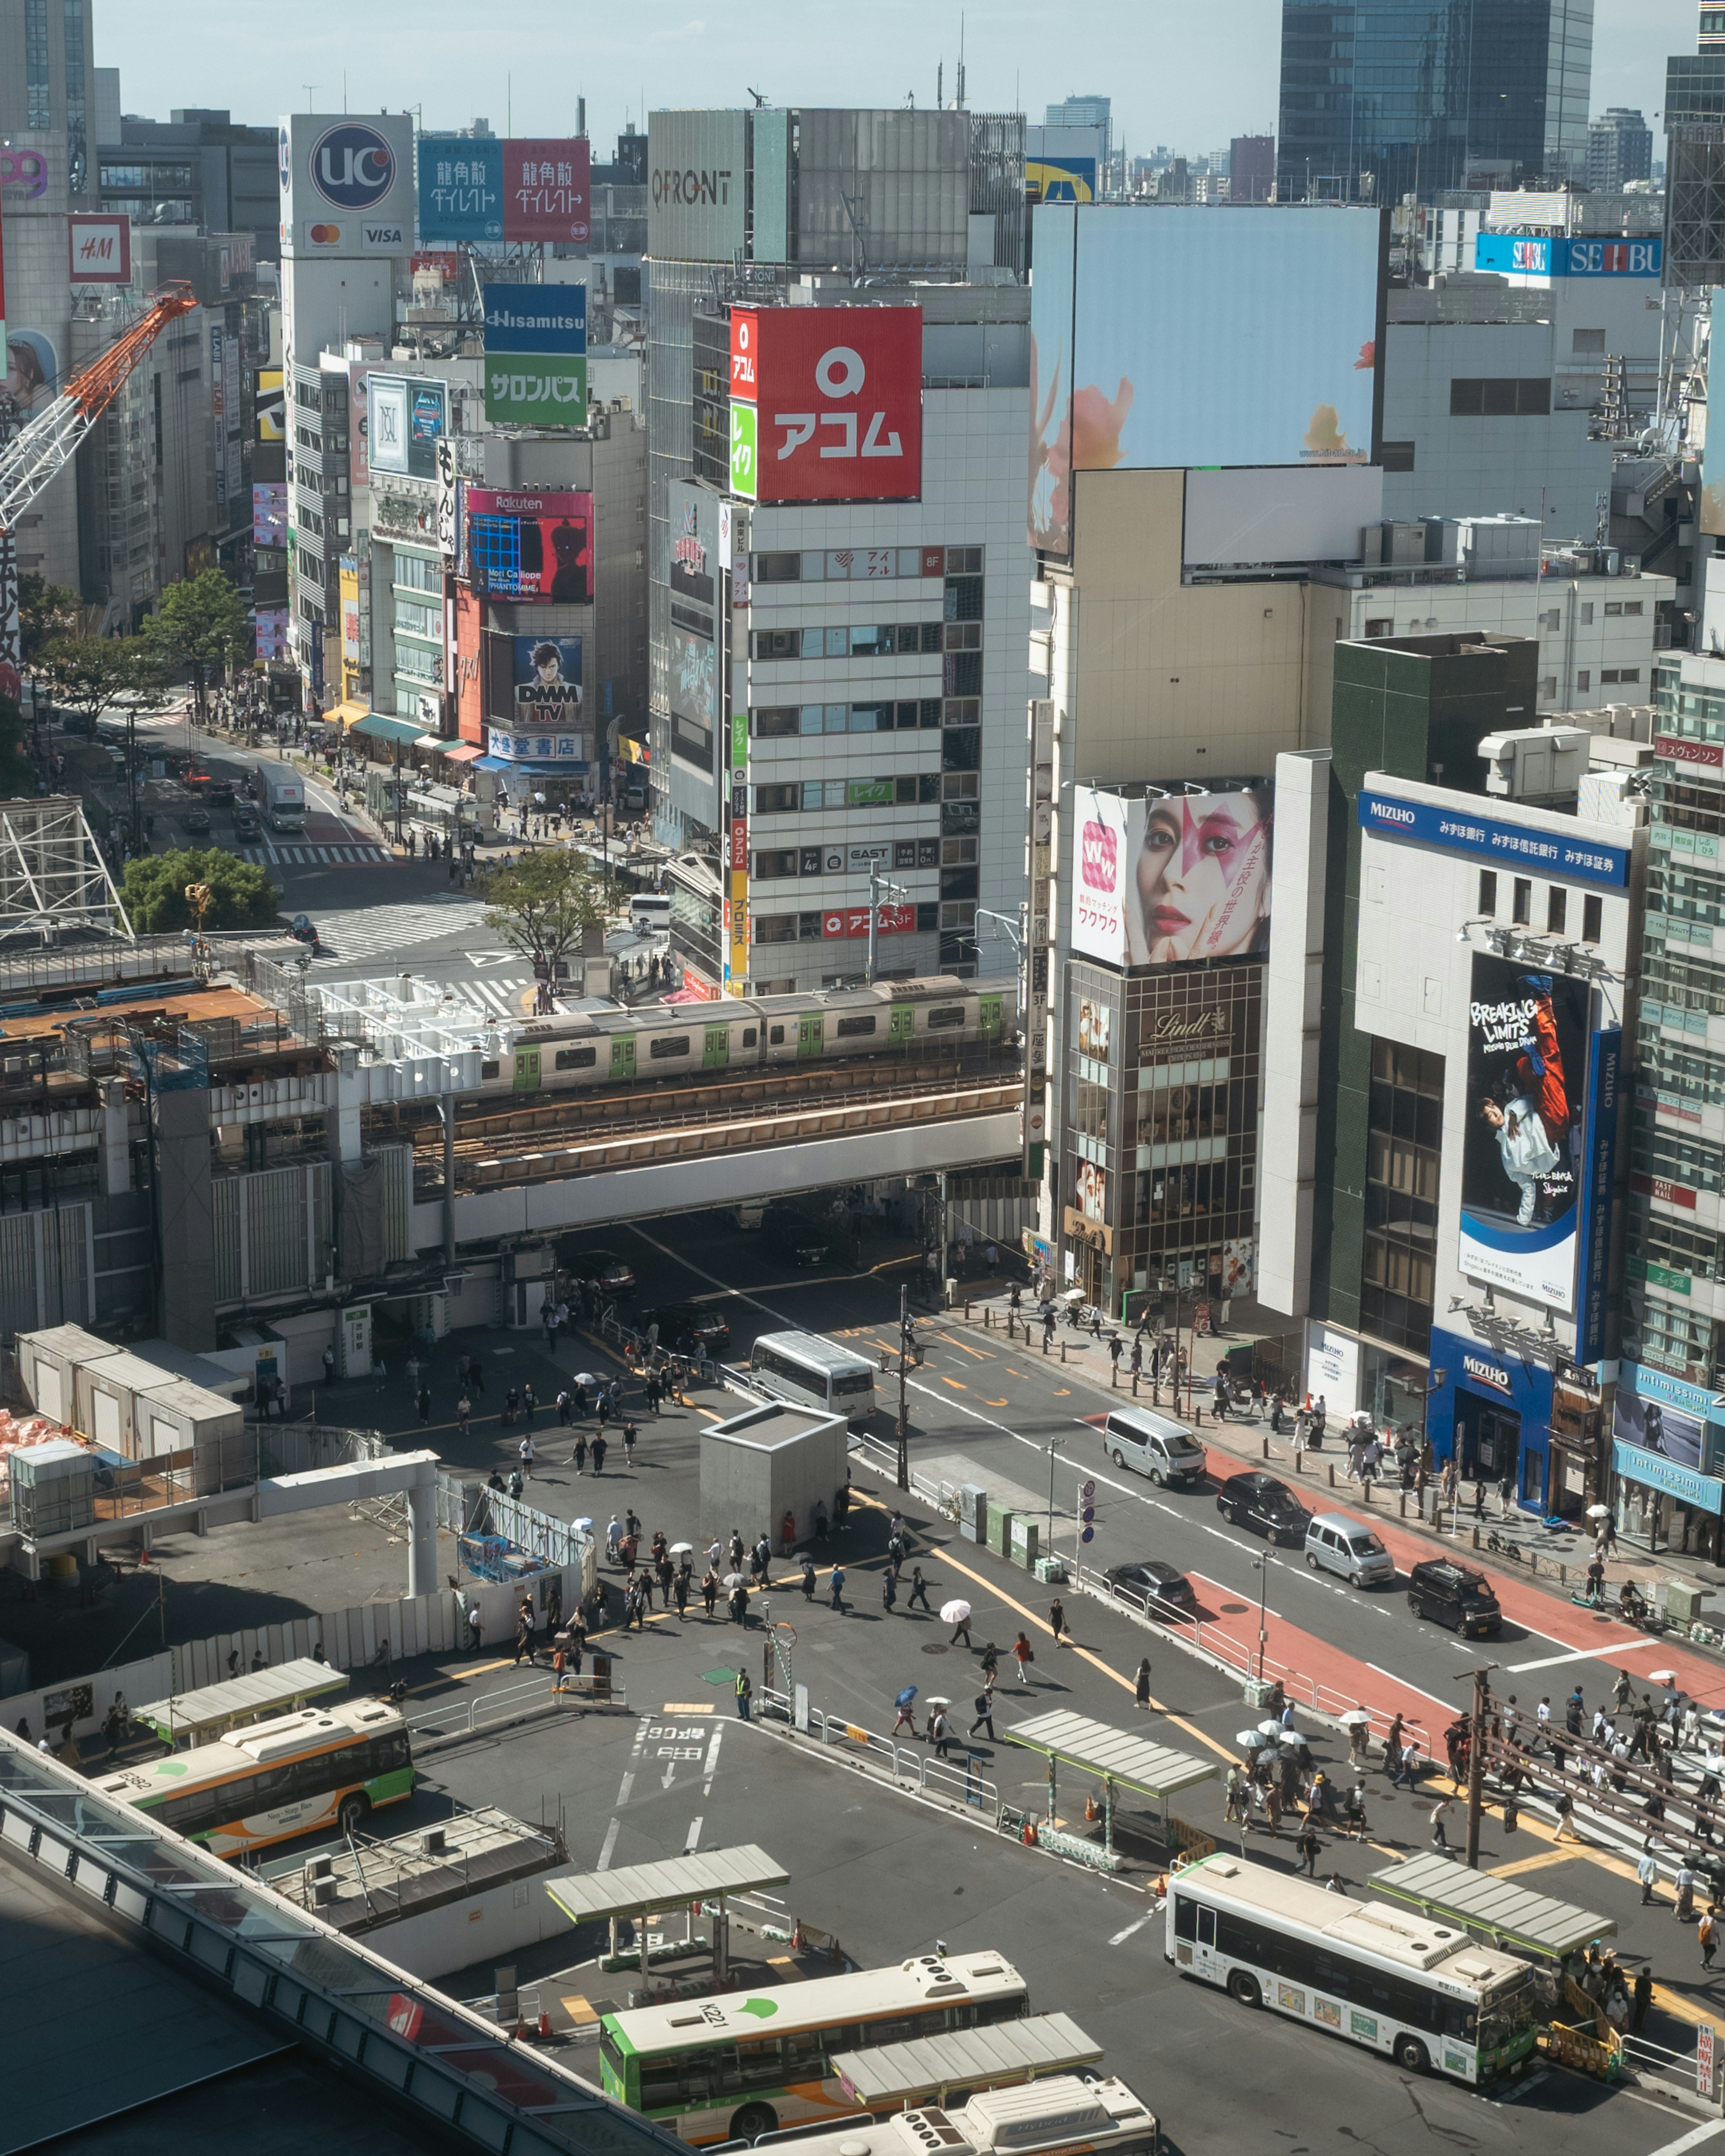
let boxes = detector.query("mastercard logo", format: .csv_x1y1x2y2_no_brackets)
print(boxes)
308,223,343,243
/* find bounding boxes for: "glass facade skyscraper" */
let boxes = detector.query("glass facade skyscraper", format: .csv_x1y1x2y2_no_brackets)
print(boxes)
1277,0,1594,203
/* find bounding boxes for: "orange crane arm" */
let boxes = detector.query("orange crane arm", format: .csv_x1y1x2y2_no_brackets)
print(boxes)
66,281,200,422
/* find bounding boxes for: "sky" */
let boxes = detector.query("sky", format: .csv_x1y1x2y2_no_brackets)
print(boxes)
97,0,1691,157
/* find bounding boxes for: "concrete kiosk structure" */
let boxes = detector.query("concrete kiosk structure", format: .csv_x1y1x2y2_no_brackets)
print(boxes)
700,1399,849,1548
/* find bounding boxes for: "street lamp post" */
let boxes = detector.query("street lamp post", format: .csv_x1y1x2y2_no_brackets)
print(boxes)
1252,1555,1270,1682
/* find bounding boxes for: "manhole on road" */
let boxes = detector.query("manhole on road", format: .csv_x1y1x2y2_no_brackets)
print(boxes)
921,1643,951,1655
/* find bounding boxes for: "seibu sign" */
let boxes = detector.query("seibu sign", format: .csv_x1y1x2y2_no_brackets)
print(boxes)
728,305,922,504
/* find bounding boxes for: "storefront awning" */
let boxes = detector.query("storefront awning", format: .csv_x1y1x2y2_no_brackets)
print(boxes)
325,700,368,728
438,742,483,764
349,712,427,747
412,734,445,750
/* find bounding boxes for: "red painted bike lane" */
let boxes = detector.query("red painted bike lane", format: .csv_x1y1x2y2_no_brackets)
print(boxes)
1198,1440,1725,1713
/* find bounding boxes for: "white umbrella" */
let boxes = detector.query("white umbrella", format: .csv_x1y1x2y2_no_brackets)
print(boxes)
669,1541,694,1557
575,1373,600,1387
725,1572,746,1590
924,1695,952,1711
941,1599,972,1625
1236,1729,1264,1748
1339,1709,1371,1728
1278,1730,1307,1750
1650,1669,1679,1687
1257,1717,1283,1737
1586,1503,1610,1520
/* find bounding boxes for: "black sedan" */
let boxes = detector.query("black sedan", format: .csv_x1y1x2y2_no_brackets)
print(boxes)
181,806,211,834
566,1250,638,1296
641,1301,731,1355
1216,1470,1310,1547
1106,1560,1197,1616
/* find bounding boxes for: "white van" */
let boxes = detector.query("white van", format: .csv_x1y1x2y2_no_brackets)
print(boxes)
748,1330,877,1423
1304,1512,1396,1588
1100,1407,1208,1489
629,893,671,933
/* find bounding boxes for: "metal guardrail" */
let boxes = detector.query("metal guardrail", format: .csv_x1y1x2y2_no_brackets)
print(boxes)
757,1682,999,1816
404,1669,627,1744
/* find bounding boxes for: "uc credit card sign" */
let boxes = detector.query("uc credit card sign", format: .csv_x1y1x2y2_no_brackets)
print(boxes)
1475,233,1661,278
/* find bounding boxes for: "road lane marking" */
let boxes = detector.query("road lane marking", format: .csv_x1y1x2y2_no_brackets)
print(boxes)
1507,1637,1666,1674
1365,1662,1455,1714
1640,2121,1725,2156
1108,1909,1158,1946
941,1376,968,1392
684,1816,703,1853
597,1816,621,1870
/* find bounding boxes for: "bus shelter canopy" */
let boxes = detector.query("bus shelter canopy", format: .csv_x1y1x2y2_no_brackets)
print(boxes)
544,1844,788,1928
1007,1710,1218,1800
1369,1852,1615,1957
133,1656,349,1743
833,2011,1103,2107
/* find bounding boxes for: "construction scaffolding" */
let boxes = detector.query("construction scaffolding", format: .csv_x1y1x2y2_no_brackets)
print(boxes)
0,797,133,948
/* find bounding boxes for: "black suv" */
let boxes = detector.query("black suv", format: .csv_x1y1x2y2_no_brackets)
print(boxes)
1216,1471,1310,1547
1407,1558,1502,1637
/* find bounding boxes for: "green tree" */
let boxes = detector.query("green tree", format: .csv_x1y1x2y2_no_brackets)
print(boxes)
478,850,607,976
119,846,279,932
17,575,80,666
143,570,249,718
38,636,167,733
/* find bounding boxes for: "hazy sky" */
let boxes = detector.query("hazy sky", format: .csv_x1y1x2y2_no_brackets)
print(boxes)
97,0,1690,156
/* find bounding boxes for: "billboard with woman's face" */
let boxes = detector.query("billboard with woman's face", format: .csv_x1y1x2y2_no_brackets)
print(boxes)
1070,784,1272,968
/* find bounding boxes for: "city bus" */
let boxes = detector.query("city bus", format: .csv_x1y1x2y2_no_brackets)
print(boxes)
90,1699,412,1858
747,1331,877,1423
706,2077,1157,2156
1167,1854,1538,2086
597,1951,1028,2145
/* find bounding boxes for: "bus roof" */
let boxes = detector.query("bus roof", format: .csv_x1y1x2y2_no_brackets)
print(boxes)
752,1331,875,1374
1179,1856,1523,1988
603,1952,1022,2058
90,1701,403,1805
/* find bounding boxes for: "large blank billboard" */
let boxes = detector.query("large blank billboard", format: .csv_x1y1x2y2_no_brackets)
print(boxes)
1031,203,1384,554
1183,464,1384,568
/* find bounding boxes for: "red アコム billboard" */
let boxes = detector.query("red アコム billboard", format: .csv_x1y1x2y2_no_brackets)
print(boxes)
730,305,922,504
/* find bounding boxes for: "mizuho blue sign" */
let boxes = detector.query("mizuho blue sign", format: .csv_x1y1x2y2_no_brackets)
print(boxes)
1357,790,1631,889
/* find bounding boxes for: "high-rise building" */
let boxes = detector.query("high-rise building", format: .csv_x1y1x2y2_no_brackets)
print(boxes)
1666,7,1725,287
1277,0,1593,203
1586,107,1653,193
1230,135,1275,203
1044,96,1111,176
97,106,281,263
0,0,96,195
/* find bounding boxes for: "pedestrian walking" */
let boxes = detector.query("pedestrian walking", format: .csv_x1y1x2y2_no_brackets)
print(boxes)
1013,1631,1035,1683
950,1608,973,1647
417,1382,431,1425
1554,1791,1579,1842
1430,1798,1452,1850
456,1393,471,1437
907,1566,932,1613
1632,1966,1653,2032
1134,1657,1152,1711
571,1430,588,1472
969,1688,996,1740
323,1343,336,1386
829,1564,846,1612
702,1569,718,1617
1678,1864,1701,1924
893,1695,918,1735
522,1382,536,1426
591,1435,607,1473
1613,1668,1634,1716
1703,1907,1720,1971
1640,1841,1661,1905
801,1556,816,1600
1049,1599,1070,1648
624,1421,638,1468
518,1433,535,1480
372,1354,387,1393
882,1570,898,1614
457,1351,470,1389
466,1604,483,1654
1296,1821,1321,1877
513,1604,535,1666
1383,1712,1405,1774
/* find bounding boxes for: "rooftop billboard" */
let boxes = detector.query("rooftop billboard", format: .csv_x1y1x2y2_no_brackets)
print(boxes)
648,110,747,261
419,137,591,246
279,113,415,256
728,304,922,505
1031,203,1383,554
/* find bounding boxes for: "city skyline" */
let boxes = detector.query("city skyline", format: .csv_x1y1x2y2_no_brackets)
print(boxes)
95,0,1685,170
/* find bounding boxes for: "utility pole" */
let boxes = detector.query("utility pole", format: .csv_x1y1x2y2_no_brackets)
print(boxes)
866,861,910,987
896,1282,910,1491
1464,1664,1495,1869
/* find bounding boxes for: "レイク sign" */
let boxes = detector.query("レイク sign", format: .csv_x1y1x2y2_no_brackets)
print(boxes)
726,305,922,504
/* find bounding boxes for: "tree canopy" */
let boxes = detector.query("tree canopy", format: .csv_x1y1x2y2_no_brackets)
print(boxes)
478,850,608,975
143,571,250,713
38,636,166,729
16,575,80,667
119,846,279,932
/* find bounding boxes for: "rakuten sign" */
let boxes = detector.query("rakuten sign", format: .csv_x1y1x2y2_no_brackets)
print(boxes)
729,305,922,504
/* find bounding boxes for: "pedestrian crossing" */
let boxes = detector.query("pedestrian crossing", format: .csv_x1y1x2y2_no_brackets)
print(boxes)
461,976,533,1017
238,843,393,867
305,900,489,967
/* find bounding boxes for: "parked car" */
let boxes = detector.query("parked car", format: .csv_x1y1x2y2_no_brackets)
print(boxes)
1215,1470,1310,1547
1098,1407,1208,1489
566,1250,637,1297
1303,1512,1396,1589
641,1302,730,1355
1407,1557,1502,1637
1105,1560,1197,1615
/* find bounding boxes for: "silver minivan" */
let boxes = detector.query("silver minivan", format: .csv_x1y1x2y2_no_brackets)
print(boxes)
1303,1512,1395,1588
1101,1407,1208,1489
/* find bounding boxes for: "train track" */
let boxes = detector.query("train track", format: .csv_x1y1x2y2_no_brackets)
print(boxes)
414,1065,1022,1196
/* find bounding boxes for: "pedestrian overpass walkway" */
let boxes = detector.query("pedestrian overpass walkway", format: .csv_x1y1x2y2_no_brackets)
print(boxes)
413,1061,1024,1243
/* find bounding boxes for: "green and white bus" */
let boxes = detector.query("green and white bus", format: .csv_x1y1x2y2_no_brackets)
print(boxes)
1167,1854,1538,2086
598,1951,1028,2145
92,1699,413,1858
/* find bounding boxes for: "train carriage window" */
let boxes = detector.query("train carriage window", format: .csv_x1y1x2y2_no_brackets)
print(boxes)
649,1035,690,1060
481,1060,500,1079
835,1015,877,1038
927,1006,966,1029
555,1045,598,1070
769,1025,785,1045
742,1028,758,1047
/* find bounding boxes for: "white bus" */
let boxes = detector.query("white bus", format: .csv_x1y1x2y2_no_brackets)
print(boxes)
599,1951,1027,2144
748,1330,877,1423
1167,1854,1538,2086
711,2078,1156,2156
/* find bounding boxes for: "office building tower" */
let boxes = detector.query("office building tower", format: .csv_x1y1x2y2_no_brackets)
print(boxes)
1278,0,1593,203
1586,107,1653,193
1668,9,1725,285
1044,96,1110,175
98,106,281,263
1230,135,1275,202
0,0,96,194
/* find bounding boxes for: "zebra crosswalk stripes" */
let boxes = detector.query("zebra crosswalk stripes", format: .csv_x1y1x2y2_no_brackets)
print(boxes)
461,976,532,1018
238,844,392,866
305,900,487,967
